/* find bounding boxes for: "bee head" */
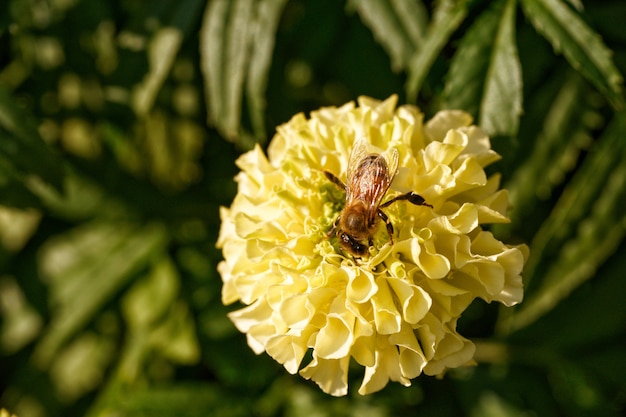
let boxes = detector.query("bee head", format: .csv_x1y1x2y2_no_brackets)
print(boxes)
339,232,368,257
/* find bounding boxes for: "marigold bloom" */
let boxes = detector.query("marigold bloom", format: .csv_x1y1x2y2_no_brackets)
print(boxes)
217,95,527,396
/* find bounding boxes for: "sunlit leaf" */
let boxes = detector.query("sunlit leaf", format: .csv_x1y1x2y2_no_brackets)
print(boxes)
405,0,467,102
442,3,501,117
49,332,115,403
520,0,624,109
201,0,253,145
32,222,168,368
349,0,428,72
246,0,289,141
132,0,205,116
122,258,180,329
132,27,184,116
443,0,523,136
0,275,43,353
563,0,583,11
200,0,286,147
479,0,522,137
121,257,200,365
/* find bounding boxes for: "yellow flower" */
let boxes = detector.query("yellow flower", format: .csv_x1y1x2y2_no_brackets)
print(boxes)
217,95,527,396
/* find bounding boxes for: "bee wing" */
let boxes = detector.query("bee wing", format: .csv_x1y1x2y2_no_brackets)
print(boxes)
369,147,396,206
346,140,398,224
347,139,370,182
383,147,399,180
346,138,368,201
358,155,394,224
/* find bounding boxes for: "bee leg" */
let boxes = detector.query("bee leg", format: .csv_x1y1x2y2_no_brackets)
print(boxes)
377,210,395,245
327,215,340,238
323,170,346,189
380,192,433,208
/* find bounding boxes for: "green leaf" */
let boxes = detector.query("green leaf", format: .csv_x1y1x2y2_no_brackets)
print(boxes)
442,3,501,117
0,157,43,208
479,0,523,137
406,0,468,102
548,361,611,415
0,87,64,195
583,346,626,391
132,0,205,116
200,0,252,143
120,257,200,368
132,27,184,116
31,222,168,368
122,258,180,329
88,384,253,417
505,72,597,227
502,112,626,332
506,241,626,351
149,302,200,365
443,0,523,137
470,391,532,417
520,0,624,109
200,0,287,148
245,0,289,141
523,111,625,283
349,0,428,72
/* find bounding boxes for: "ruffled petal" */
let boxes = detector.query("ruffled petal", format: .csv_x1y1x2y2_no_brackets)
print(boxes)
300,355,351,397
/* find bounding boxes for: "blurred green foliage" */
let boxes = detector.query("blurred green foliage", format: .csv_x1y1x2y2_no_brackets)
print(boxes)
1,0,625,416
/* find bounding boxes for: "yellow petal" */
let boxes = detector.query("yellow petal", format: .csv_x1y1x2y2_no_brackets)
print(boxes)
358,341,410,395
279,294,316,329
315,312,354,359
300,356,350,397
424,110,473,142
266,333,310,374
476,189,511,224
429,203,479,235
350,323,376,367
423,139,465,171
228,299,272,332
454,157,487,188
346,267,378,303
423,330,475,375
371,278,402,335
417,240,451,279
389,325,427,379
387,277,432,324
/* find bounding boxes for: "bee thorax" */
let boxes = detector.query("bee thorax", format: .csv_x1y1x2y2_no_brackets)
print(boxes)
341,207,370,237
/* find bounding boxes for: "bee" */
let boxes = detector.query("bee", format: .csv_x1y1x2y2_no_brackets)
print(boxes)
324,140,432,257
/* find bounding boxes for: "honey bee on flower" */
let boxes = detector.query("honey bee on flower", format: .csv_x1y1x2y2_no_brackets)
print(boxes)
217,95,527,396
324,139,432,257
